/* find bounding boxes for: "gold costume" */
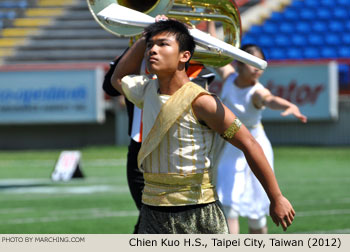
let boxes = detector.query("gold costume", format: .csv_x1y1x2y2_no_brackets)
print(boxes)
121,76,228,233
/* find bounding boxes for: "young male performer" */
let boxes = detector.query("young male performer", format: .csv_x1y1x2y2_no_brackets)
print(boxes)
111,17,295,234
103,53,214,233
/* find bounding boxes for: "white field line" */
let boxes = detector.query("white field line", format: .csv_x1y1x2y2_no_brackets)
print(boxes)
293,197,350,206
0,158,127,168
0,185,129,194
0,176,127,186
0,209,139,225
294,229,350,234
297,209,350,217
1,206,350,226
0,208,33,214
279,177,350,183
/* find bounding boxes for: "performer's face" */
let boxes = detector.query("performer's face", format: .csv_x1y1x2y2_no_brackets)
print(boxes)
145,32,188,75
238,51,264,84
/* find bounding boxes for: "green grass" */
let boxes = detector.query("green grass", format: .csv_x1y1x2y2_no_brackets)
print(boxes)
0,146,349,234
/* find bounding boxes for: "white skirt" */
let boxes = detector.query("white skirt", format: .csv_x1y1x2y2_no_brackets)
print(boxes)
216,124,274,219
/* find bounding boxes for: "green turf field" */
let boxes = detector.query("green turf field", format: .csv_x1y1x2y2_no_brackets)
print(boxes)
0,146,349,234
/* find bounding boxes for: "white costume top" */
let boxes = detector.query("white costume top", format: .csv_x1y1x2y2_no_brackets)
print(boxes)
122,75,218,206
216,73,274,219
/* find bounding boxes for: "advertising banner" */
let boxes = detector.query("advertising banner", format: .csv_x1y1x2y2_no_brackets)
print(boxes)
260,61,338,121
0,67,105,124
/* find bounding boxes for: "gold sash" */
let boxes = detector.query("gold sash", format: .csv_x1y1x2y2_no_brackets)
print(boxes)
137,82,209,169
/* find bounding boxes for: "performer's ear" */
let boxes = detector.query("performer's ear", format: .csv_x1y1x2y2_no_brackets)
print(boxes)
180,51,191,64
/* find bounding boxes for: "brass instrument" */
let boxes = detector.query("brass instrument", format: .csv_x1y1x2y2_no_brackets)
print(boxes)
87,0,241,67
87,0,267,69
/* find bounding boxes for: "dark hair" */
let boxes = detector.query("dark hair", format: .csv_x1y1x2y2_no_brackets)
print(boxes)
240,44,266,61
144,19,195,66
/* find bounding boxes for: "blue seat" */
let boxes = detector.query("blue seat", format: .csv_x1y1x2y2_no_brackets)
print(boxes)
242,34,257,45
303,0,318,7
317,8,332,19
291,34,306,46
269,48,286,60
329,20,344,32
345,20,350,31
274,34,290,46
338,46,350,58
284,8,299,20
312,21,327,32
299,9,316,20
338,64,350,90
303,47,320,59
257,34,273,47
320,0,334,6
338,0,350,6
333,9,349,20
262,48,271,60
342,33,350,45
249,25,263,34
286,47,303,59
325,34,341,45
0,0,27,8
321,47,337,59
0,11,16,19
279,22,294,33
269,12,284,22
296,22,312,33
290,0,304,8
307,34,324,46
262,20,278,33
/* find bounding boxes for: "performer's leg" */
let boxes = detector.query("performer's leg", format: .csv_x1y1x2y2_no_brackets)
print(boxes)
126,139,144,233
126,139,144,209
222,205,240,234
248,216,268,234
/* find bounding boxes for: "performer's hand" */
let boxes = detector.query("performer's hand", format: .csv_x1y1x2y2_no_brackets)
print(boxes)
269,195,295,231
281,104,307,123
155,15,168,22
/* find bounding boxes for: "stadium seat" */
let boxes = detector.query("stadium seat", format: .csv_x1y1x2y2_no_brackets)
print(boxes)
303,47,320,59
325,34,341,46
249,24,263,34
338,64,350,89
279,22,294,33
307,34,324,46
0,1,27,9
257,34,273,47
337,0,350,6
320,0,334,6
286,47,303,59
290,0,304,7
303,0,318,7
283,8,299,20
346,20,350,31
291,34,306,46
262,21,278,33
274,34,290,47
321,47,337,58
338,46,350,58
269,48,286,60
342,34,350,45
269,12,284,22
329,20,344,32
296,21,312,33
0,11,17,20
299,9,316,20
312,21,327,32
333,9,349,20
317,8,332,19
242,34,258,45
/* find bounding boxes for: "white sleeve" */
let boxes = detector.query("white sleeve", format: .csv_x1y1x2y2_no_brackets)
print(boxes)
121,75,150,108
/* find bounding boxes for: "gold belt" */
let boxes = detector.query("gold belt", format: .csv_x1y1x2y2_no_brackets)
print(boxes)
142,171,217,206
